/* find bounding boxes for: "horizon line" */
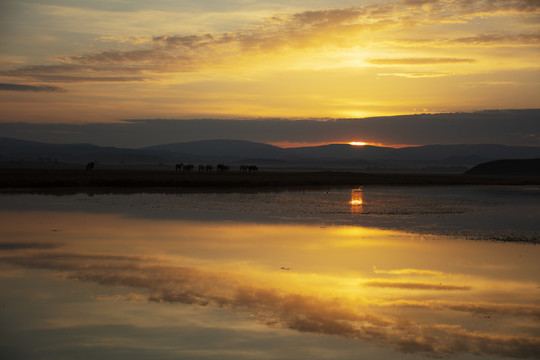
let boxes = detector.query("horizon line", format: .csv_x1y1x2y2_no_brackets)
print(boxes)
3,136,539,150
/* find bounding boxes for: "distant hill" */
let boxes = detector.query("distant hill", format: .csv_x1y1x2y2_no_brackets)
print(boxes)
390,144,540,161
0,137,167,166
465,159,540,176
286,144,396,160
2,137,540,171
143,140,540,164
143,139,287,161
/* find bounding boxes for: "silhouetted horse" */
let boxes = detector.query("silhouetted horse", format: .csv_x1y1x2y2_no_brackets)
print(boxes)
248,165,258,173
205,165,213,172
183,164,194,172
216,164,229,173
240,165,249,173
175,163,183,171
86,162,95,171
198,165,205,172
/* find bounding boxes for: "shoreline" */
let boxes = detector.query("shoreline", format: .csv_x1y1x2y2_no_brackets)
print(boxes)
1,168,539,193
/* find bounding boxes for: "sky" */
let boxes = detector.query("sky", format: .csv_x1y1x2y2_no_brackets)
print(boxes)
0,0,539,147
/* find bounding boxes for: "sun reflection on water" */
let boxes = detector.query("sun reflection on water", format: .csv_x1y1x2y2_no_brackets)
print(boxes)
350,188,363,214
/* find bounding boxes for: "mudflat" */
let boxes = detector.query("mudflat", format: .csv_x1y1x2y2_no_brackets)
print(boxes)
1,168,539,190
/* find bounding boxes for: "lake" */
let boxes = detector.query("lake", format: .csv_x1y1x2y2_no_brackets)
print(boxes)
0,186,539,359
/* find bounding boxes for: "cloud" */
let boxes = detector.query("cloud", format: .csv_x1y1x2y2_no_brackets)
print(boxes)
372,267,446,277
385,299,540,321
377,72,450,78
367,57,476,65
97,35,150,45
0,242,61,250
398,31,540,47
402,0,540,17
0,83,65,92
1,65,149,83
93,293,147,302
403,0,438,5
1,248,539,358
452,32,540,45
2,0,537,84
364,280,471,291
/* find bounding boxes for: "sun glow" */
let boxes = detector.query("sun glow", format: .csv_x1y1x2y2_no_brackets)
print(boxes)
349,141,367,146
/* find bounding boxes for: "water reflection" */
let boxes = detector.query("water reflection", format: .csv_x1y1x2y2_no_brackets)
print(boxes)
349,188,363,214
0,204,539,359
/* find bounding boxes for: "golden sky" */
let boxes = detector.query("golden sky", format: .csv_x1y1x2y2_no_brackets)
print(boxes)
0,0,539,125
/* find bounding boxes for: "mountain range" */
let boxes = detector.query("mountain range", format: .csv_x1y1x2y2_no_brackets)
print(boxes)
1,137,540,172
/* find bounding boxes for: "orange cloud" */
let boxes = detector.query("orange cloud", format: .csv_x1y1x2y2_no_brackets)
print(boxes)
367,57,476,65
372,267,446,277
3,0,536,84
364,280,471,291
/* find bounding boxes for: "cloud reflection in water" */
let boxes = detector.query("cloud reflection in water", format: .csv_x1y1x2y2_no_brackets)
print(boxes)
0,207,539,358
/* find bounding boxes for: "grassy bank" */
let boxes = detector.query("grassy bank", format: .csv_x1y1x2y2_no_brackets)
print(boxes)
1,168,539,191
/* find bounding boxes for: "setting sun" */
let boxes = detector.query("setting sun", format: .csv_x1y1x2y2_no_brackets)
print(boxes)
349,142,367,146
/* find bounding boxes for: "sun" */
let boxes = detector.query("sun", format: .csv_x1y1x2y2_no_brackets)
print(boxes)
349,141,367,146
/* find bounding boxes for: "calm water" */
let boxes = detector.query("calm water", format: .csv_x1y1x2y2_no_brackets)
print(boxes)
0,186,539,359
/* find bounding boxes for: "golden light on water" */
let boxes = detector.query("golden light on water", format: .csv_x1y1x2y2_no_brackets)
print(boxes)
350,188,363,214
1,189,539,359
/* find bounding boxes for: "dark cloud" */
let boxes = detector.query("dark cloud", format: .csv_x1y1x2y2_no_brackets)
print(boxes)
0,83,64,92
475,0,540,12
292,8,363,27
403,0,438,4
367,57,476,65
152,34,221,49
452,32,540,44
1,249,539,358
0,242,61,250
389,299,540,321
33,75,148,83
399,31,540,46
1,65,149,83
65,49,198,72
405,0,540,15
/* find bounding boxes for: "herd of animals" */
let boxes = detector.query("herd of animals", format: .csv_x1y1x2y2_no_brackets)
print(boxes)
175,163,258,173
85,161,258,173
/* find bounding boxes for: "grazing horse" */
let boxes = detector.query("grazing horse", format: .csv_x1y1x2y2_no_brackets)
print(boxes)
175,163,183,171
248,165,258,173
216,164,229,173
86,162,95,171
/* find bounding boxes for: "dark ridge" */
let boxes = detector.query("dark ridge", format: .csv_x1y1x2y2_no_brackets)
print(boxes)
3,137,540,171
464,158,540,176
1,169,539,192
